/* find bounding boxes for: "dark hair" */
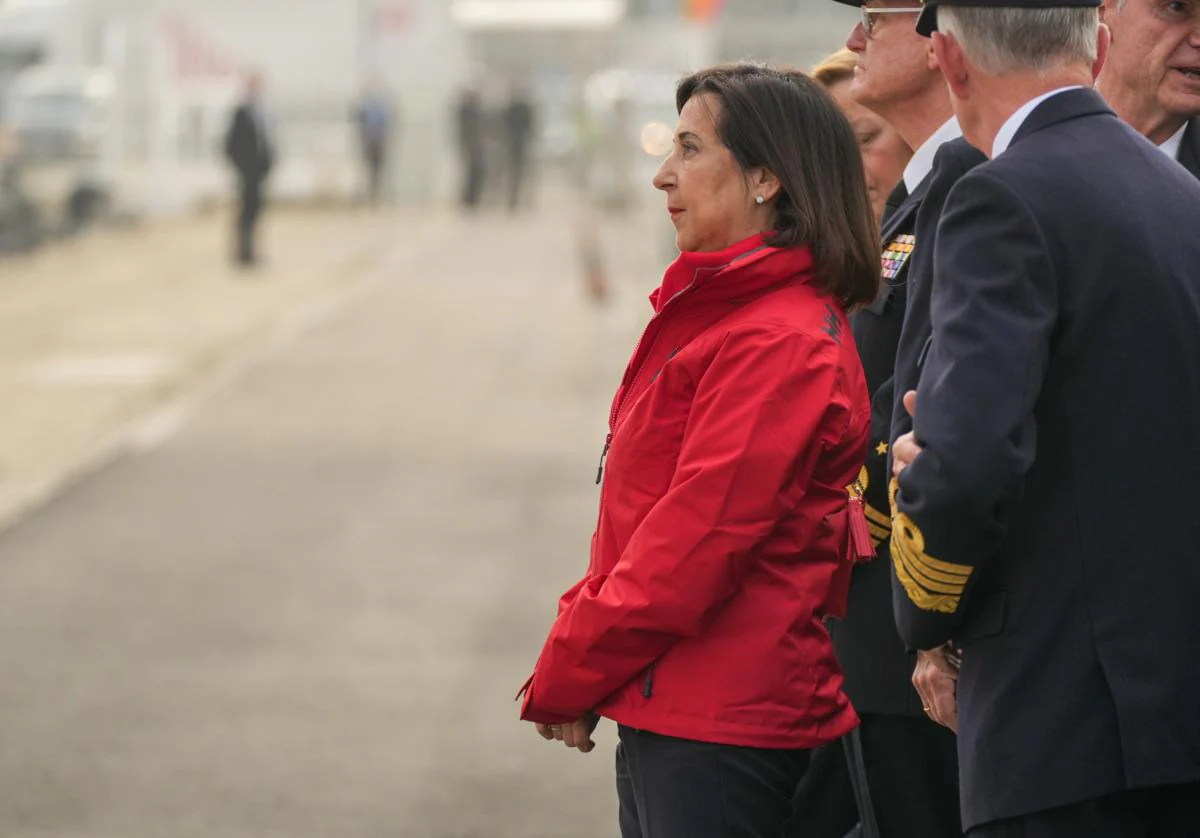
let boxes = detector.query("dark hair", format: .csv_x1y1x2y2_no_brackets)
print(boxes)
675,63,880,311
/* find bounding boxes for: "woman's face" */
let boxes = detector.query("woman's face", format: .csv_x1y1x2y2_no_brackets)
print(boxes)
653,93,774,253
827,80,912,224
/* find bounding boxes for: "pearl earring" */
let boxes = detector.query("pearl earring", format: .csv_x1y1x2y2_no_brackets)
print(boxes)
755,196,765,205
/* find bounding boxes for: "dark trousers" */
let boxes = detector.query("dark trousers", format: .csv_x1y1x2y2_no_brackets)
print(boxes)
235,176,263,265
616,726,810,838
507,149,529,211
786,741,859,838
969,782,1200,838
364,142,386,205
460,153,485,210
855,713,963,837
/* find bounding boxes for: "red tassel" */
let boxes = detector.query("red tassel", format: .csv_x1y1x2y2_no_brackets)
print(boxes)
847,495,875,563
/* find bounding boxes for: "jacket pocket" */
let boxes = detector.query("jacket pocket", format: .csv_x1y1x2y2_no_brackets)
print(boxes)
642,664,656,699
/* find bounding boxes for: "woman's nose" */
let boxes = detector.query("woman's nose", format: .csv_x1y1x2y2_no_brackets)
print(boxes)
653,157,674,192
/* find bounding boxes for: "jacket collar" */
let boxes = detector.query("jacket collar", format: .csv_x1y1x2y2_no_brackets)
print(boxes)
1010,87,1116,150
651,234,815,314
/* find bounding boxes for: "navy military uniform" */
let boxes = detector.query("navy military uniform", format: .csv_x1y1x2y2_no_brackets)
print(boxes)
889,76,1200,836
890,138,987,498
824,175,964,838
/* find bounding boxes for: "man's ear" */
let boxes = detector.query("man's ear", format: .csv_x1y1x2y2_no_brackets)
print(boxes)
1093,22,1112,82
932,32,970,101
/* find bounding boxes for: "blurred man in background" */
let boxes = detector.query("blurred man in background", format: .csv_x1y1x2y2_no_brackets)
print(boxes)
355,78,396,207
224,72,275,268
456,82,487,211
501,81,537,212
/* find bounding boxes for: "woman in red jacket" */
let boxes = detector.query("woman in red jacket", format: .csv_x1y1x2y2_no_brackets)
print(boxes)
519,64,881,838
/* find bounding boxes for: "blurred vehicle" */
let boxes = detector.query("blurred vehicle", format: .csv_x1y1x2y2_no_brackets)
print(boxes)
0,121,39,251
2,65,117,240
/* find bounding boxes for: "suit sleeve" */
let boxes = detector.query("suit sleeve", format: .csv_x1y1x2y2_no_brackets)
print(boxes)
891,170,1057,651
521,325,849,723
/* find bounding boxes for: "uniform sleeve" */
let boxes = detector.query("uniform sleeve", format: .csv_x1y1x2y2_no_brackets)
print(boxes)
521,325,849,723
891,171,1057,651
861,375,896,552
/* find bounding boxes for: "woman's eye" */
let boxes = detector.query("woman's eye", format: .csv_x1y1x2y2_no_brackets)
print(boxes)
858,133,878,147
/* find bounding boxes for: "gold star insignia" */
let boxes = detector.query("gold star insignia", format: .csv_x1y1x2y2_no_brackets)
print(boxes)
876,442,889,456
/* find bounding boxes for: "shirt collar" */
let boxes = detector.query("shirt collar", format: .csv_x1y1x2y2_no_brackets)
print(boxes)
903,117,963,193
992,86,1083,159
1159,122,1188,160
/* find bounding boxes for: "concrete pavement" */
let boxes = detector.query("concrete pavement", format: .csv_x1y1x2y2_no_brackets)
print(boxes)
0,196,669,836
0,207,444,532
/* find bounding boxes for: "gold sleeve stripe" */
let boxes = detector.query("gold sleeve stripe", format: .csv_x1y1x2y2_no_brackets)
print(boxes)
864,503,892,529
892,549,962,614
889,508,973,614
868,520,891,542
894,549,968,594
894,543,970,585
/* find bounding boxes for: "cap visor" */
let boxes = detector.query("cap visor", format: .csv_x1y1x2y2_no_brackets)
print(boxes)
915,4,938,35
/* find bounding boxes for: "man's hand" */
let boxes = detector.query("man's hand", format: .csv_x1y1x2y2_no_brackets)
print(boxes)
534,714,600,753
913,646,959,732
893,390,923,478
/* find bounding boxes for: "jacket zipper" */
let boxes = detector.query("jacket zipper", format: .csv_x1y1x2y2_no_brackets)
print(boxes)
595,268,716,487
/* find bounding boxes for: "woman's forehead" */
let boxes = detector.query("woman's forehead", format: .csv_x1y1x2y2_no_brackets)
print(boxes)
678,93,721,134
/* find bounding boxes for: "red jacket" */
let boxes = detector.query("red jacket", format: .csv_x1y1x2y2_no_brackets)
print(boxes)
519,235,871,748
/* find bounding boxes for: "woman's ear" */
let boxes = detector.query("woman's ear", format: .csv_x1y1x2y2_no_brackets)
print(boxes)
750,167,782,204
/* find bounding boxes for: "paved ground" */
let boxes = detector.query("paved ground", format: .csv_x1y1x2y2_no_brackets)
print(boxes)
0,207,414,530
0,197,668,836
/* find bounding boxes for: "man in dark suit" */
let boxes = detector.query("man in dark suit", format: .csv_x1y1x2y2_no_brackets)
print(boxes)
224,73,274,267
1096,0,1200,179
456,84,487,211
890,0,1200,833
798,3,973,836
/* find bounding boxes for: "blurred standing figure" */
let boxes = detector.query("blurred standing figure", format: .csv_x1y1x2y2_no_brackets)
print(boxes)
224,72,274,267
356,80,395,206
502,82,537,211
456,84,487,210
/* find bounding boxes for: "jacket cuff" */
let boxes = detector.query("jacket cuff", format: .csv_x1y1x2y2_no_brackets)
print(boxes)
516,673,577,725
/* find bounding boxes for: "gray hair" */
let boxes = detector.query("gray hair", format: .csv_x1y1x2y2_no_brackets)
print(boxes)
938,6,1100,75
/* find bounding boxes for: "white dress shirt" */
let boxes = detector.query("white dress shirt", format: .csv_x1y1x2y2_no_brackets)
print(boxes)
1160,122,1188,160
903,117,963,193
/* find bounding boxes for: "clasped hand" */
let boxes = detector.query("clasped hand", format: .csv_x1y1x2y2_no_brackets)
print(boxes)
535,714,600,753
